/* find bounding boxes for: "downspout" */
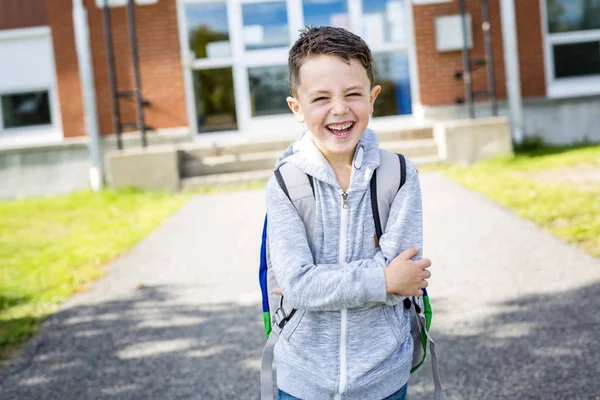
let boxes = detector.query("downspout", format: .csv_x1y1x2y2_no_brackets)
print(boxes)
499,0,525,146
73,0,104,190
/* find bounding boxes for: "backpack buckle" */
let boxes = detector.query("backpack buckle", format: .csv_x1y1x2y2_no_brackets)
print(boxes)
274,296,296,330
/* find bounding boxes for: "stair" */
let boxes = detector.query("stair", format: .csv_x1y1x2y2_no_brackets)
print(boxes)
180,126,442,189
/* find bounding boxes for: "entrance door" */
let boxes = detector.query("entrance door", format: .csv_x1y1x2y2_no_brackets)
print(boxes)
178,0,415,135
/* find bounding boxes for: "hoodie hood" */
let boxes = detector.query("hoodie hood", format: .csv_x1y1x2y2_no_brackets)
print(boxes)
275,128,381,191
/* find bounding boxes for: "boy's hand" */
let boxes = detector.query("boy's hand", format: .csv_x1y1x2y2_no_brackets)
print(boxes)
384,247,431,297
273,287,283,296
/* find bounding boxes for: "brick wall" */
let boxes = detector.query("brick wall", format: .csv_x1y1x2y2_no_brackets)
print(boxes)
47,0,187,139
0,0,47,30
47,0,84,138
412,0,546,107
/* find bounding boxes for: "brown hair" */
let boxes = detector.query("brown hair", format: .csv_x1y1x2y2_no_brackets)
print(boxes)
288,26,375,97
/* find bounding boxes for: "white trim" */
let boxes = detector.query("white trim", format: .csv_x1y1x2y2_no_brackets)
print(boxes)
412,0,451,4
176,0,200,138
240,0,284,4
229,0,252,131
348,0,363,35
547,76,600,99
243,49,289,67
369,42,409,53
287,0,304,43
406,1,422,121
0,26,51,42
540,0,600,99
547,29,600,45
190,57,234,69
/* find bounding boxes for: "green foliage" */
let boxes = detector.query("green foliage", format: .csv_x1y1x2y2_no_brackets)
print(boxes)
0,189,191,352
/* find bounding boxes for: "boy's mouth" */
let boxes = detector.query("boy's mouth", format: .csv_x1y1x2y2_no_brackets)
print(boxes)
326,121,355,138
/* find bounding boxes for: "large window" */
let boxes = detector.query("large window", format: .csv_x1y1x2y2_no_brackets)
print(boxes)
544,0,600,96
303,0,349,29
242,1,289,50
178,0,415,134
185,2,231,59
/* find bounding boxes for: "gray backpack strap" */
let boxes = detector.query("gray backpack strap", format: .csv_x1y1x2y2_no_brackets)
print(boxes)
372,152,443,399
261,163,315,400
260,330,278,400
371,150,405,237
276,163,316,247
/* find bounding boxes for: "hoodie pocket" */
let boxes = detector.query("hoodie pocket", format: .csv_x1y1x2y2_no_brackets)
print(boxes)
281,309,306,342
383,306,404,345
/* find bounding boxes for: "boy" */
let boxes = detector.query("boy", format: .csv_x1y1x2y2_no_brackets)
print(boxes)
266,26,432,400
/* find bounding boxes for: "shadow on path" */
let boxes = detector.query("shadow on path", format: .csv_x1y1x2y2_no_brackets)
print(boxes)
0,285,264,400
410,282,600,400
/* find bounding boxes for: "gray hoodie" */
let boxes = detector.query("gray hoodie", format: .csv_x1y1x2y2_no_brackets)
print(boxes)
266,128,423,400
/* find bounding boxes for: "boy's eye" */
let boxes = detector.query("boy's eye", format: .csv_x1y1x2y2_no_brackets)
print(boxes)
347,93,361,97
313,97,328,102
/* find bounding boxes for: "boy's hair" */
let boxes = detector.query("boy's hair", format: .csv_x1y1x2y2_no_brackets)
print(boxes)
288,26,375,97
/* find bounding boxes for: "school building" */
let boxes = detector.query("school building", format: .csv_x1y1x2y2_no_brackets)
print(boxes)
0,0,599,150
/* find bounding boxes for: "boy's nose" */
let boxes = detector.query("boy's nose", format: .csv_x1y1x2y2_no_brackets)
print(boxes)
330,99,349,116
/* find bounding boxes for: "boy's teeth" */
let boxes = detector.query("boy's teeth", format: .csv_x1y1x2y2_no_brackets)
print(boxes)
327,122,353,130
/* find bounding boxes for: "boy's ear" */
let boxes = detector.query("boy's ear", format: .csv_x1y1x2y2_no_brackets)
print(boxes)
287,96,305,123
369,85,382,114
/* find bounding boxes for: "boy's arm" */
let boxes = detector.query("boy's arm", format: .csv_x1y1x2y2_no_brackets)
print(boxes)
267,176,389,312
378,159,424,305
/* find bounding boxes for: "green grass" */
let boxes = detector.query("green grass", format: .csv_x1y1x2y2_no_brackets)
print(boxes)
0,182,268,358
439,145,600,257
0,188,197,356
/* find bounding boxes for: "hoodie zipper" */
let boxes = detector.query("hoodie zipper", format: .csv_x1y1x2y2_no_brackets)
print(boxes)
336,191,349,400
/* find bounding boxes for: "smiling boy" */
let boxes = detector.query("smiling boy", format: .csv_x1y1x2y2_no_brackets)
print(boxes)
266,27,432,400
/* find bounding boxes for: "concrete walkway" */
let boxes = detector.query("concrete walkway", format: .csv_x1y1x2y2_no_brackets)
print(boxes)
1,172,599,399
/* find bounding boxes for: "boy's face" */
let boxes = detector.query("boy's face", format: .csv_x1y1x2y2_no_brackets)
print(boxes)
287,55,381,164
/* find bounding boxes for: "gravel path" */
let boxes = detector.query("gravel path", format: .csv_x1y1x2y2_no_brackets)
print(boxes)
1,171,599,399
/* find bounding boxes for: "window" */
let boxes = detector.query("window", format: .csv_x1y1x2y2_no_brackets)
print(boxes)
303,0,349,30
373,52,412,116
242,1,289,50
248,65,289,117
544,0,600,96
1,91,52,130
553,41,600,78
547,0,600,33
361,0,406,46
185,2,231,59
192,69,237,132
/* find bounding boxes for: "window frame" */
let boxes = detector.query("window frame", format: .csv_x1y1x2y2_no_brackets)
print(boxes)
541,0,600,98
0,27,62,147
177,0,420,135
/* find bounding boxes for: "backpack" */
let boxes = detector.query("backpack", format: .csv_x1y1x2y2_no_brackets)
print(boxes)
259,149,442,400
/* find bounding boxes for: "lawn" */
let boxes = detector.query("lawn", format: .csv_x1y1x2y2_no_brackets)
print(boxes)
0,188,193,357
439,145,600,258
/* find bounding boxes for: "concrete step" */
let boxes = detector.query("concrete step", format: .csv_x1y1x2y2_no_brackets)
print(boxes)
181,169,273,191
182,139,438,177
376,126,434,142
178,126,434,160
380,138,438,157
181,155,443,191
181,150,280,177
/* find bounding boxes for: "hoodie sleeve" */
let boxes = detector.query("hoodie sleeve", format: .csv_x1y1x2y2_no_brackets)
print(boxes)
378,159,424,306
266,176,389,311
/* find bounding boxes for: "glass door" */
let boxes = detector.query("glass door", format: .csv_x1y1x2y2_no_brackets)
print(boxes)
178,0,415,135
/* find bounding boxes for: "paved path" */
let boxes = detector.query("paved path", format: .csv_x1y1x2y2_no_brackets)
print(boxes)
1,172,599,399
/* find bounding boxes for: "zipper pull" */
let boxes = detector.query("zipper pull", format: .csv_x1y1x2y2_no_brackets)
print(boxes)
341,192,349,209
